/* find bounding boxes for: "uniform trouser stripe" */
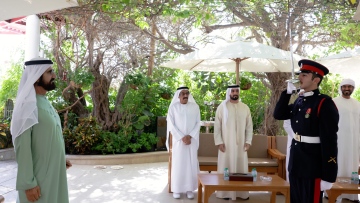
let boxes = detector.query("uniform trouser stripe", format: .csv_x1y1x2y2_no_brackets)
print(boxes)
289,174,323,203
313,178,321,203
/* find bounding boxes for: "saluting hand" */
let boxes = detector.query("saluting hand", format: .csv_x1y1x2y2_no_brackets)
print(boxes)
25,185,41,202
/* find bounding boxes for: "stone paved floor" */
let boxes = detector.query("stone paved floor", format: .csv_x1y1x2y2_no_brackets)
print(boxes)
0,160,357,203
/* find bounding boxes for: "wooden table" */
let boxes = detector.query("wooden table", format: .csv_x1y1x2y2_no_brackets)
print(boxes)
197,174,290,203
326,177,360,203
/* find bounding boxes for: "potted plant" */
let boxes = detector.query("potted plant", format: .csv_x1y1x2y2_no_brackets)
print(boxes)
159,86,173,100
0,122,12,149
240,77,252,90
125,72,148,90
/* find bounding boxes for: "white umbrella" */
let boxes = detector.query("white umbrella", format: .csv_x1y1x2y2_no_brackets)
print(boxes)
0,0,78,21
161,40,303,84
316,48,360,81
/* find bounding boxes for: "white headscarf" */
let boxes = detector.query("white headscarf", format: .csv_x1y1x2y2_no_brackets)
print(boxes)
166,86,197,150
338,78,355,96
220,85,240,125
10,57,53,143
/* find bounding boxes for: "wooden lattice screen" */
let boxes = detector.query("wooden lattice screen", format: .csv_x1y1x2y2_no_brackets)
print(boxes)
4,99,13,119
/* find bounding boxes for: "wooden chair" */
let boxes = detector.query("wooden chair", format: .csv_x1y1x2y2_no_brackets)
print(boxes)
167,132,172,193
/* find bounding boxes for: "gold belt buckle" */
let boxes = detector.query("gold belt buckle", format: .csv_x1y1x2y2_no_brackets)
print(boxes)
295,134,301,142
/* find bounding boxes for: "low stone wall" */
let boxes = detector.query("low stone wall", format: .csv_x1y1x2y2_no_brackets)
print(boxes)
66,151,169,165
0,148,169,165
0,148,15,160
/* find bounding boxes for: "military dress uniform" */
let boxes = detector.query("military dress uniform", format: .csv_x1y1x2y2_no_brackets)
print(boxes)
273,60,339,203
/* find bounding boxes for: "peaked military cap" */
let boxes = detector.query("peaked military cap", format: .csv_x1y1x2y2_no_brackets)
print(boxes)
295,59,329,77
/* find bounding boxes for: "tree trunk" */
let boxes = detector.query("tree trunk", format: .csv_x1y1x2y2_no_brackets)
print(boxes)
52,27,89,119
259,72,290,136
148,19,156,76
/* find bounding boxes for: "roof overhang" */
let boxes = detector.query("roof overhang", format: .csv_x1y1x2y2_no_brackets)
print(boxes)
0,17,27,35
0,0,78,21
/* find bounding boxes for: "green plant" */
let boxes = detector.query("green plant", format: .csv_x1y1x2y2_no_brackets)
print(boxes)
240,77,252,90
94,131,131,154
63,116,102,154
128,132,158,153
159,86,173,100
124,72,149,88
0,121,12,149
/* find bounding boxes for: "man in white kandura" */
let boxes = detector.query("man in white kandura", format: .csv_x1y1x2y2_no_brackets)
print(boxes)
333,78,360,202
214,84,253,201
166,86,200,199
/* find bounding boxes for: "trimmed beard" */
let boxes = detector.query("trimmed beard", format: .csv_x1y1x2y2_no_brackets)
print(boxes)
37,76,56,91
341,90,352,97
230,95,239,100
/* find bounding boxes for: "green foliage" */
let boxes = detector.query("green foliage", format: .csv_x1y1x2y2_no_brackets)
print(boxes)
93,126,158,154
0,62,23,108
71,68,95,87
352,87,360,101
159,85,173,100
94,131,130,154
63,116,102,154
240,77,252,90
99,0,218,26
0,121,12,149
124,72,149,87
319,74,342,98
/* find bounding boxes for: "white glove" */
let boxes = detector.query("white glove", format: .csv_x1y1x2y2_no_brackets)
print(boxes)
287,82,297,94
320,180,333,191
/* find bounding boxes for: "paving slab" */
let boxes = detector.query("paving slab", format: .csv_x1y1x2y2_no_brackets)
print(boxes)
1,160,357,203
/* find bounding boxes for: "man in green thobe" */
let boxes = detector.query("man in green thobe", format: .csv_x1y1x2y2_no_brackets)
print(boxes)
10,57,71,203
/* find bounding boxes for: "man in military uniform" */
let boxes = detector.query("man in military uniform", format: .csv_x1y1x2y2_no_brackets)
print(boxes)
273,59,339,203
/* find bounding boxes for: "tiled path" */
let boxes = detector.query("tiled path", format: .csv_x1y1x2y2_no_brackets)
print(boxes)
0,160,355,203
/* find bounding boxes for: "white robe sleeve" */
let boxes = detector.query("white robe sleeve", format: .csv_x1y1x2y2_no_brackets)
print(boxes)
188,105,200,141
214,104,224,145
168,105,185,141
245,106,253,145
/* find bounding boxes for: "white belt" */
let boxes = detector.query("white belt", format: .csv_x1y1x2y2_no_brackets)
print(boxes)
294,134,320,144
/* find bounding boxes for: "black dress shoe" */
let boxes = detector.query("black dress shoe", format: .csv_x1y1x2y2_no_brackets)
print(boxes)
240,197,250,200
223,198,230,200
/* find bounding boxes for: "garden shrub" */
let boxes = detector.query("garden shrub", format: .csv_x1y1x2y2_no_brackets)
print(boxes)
0,121,12,149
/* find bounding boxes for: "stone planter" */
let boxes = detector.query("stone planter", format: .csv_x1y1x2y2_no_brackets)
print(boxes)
66,151,168,165
0,147,15,160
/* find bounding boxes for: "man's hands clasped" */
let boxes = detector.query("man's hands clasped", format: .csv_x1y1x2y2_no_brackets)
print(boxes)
182,135,192,145
25,186,41,202
218,143,251,153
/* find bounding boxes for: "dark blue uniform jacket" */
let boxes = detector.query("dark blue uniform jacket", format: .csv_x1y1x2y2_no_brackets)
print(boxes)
274,89,339,182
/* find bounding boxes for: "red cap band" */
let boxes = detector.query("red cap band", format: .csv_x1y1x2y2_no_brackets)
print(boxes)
300,64,324,77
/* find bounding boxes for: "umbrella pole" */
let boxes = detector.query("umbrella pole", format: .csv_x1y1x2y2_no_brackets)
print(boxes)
235,59,240,85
